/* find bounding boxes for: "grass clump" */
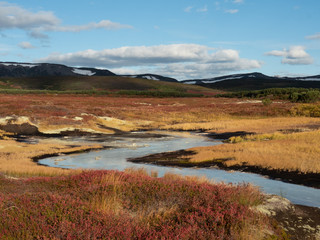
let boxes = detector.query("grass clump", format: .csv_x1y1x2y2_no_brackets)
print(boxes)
228,132,285,143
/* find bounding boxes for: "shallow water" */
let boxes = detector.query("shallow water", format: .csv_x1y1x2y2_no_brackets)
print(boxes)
39,132,320,208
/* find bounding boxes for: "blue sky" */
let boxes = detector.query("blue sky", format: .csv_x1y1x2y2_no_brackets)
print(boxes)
0,0,319,80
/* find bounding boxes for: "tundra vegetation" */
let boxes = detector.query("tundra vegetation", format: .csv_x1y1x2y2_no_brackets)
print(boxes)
0,169,286,239
0,92,319,239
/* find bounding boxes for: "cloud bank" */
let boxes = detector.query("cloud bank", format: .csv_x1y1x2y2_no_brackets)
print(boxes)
0,2,132,38
265,46,313,65
38,44,261,79
306,33,320,40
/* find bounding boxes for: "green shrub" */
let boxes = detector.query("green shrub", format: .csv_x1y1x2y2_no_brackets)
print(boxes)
216,88,320,103
290,104,320,117
262,98,272,106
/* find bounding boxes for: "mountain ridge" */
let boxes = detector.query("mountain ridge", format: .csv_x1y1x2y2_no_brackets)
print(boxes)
0,62,116,78
182,72,320,91
0,62,178,82
1,62,320,91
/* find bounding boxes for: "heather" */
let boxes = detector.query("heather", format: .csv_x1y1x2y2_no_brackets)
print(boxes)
0,169,279,239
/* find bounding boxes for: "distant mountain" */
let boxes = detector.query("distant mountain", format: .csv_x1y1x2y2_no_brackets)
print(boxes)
0,62,179,83
0,62,116,77
0,62,212,94
123,74,178,83
182,72,320,91
2,62,320,91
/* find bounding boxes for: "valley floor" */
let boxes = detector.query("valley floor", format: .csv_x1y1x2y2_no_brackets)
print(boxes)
1,94,320,239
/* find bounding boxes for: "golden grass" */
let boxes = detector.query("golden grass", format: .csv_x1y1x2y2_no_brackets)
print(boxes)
90,171,126,215
187,130,320,173
0,139,103,177
161,116,320,134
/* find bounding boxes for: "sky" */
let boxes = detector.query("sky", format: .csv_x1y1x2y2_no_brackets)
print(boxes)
0,0,319,80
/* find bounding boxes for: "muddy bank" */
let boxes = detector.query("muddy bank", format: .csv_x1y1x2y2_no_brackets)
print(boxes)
128,150,320,189
32,145,111,166
3,124,168,143
208,131,256,140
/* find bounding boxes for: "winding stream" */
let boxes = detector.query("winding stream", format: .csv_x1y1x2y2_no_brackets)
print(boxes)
39,132,320,208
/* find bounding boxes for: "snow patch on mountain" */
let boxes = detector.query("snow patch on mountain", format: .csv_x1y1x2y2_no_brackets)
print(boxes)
201,79,226,84
72,68,95,76
1,63,38,68
183,81,197,84
143,75,159,80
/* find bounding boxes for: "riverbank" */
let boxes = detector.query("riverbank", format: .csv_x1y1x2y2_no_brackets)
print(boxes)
128,147,320,189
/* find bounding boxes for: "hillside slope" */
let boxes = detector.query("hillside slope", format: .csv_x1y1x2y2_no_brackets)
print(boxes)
0,75,217,95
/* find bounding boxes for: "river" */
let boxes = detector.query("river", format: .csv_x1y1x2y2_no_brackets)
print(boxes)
39,131,320,208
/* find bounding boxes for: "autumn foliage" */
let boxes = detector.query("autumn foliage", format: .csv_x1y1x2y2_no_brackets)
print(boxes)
0,170,278,239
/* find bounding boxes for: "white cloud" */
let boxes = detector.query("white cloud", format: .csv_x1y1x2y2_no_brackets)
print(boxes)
0,2,59,29
265,50,284,57
38,44,261,80
225,9,239,14
197,5,208,12
18,41,35,49
265,46,313,65
152,59,260,79
0,2,132,38
184,6,193,12
233,0,244,3
306,33,320,40
39,44,210,66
